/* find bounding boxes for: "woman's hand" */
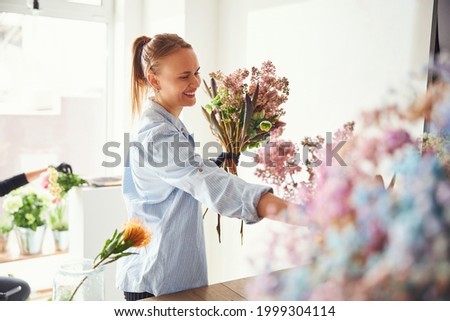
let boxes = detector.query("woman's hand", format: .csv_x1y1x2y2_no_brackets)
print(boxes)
257,192,289,219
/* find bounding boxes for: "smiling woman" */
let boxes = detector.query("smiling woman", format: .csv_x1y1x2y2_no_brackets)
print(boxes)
130,34,197,119
148,47,201,117
117,33,295,301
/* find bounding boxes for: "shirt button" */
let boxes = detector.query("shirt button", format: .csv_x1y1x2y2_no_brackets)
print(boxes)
197,168,203,173
180,128,184,132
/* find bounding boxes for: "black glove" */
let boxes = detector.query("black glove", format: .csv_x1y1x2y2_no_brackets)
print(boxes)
210,152,240,167
55,162,73,174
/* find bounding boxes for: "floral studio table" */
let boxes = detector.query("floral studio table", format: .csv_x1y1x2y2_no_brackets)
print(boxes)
142,268,292,301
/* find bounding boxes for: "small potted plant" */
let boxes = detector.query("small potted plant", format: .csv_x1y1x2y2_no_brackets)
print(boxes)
48,203,69,251
2,188,49,255
42,166,87,251
0,220,13,253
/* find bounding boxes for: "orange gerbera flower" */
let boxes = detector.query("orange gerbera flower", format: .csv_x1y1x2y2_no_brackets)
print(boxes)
123,217,152,248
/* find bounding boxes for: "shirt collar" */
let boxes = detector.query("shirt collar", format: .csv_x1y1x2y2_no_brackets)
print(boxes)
147,97,185,132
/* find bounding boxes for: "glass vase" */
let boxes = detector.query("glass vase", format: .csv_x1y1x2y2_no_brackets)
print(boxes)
52,259,105,301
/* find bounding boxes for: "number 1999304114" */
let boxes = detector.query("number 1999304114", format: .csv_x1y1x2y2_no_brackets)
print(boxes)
256,305,336,317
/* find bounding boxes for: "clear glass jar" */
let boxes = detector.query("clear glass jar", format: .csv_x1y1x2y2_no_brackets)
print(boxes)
52,258,105,301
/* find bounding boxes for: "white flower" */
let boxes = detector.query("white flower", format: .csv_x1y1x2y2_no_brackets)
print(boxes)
25,213,36,225
3,195,23,213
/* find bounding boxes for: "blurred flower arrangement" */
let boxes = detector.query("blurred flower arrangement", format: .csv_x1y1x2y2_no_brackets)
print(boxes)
0,220,13,235
2,188,49,231
202,61,289,242
248,64,450,300
0,218,13,251
42,166,87,231
254,123,354,201
43,166,87,203
66,218,151,301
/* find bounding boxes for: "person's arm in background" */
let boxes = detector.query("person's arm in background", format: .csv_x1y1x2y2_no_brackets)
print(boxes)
0,163,72,197
23,168,47,184
0,172,36,197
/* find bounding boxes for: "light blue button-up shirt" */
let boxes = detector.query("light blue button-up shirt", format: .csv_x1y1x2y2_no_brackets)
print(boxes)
116,98,273,296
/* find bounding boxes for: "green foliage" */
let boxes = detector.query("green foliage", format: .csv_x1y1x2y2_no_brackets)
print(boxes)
57,173,87,198
49,201,68,231
4,190,48,231
94,228,136,266
0,221,13,234
49,220,68,232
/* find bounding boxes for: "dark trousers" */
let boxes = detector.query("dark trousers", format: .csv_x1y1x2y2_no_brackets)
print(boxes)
124,291,154,301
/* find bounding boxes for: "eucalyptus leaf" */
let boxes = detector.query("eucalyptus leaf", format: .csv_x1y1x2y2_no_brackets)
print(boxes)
203,79,213,98
211,78,218,98
241,93,254,142
252,83,259,108
201,106,212,123
210,110,227,145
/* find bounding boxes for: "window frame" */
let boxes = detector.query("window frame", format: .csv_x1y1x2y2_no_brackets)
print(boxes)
0,0,116,176
0,0,113,23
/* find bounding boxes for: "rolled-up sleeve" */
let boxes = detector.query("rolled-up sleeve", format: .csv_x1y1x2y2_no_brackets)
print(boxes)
140,123,272,224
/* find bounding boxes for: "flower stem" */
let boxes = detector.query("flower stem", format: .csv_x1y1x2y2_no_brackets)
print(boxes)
289,173,297,186
67,257,107,301
67,275,88,301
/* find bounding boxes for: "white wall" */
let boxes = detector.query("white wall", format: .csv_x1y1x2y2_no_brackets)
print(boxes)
217,0,433,139
68,186,128,300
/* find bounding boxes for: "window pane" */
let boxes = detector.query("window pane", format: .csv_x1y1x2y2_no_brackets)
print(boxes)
0,12,107,178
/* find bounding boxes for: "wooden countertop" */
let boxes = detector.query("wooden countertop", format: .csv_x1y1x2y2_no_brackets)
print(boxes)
143,269,291,301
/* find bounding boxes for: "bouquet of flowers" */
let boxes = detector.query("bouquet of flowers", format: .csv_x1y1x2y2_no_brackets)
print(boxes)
42,166,87,231
202,61,289,242
203,61,289,172
43,166,87,203
247,66,450,300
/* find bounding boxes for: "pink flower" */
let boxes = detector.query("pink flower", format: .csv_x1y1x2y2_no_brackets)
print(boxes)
383,129,412,154
308,280,345,300
40,171,50,189
359,137,379,161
